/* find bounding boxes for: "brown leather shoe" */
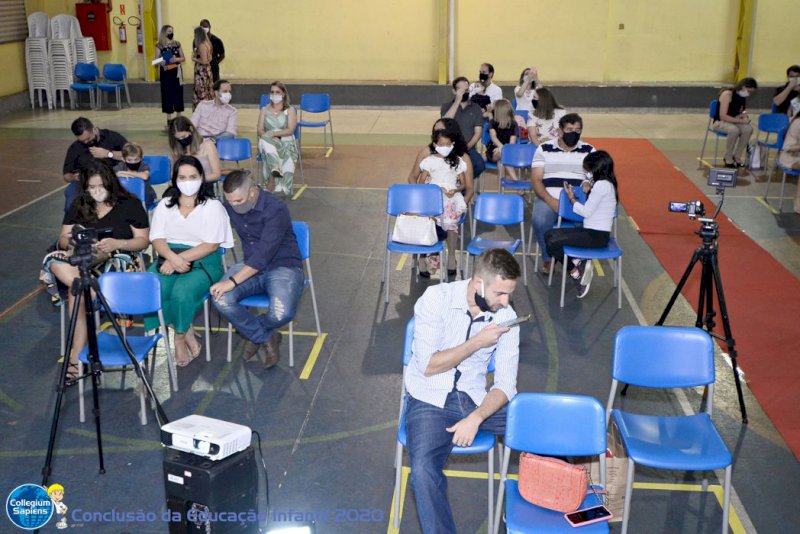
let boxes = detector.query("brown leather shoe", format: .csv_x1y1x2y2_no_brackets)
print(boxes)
261,332,282,369
242,339,259,361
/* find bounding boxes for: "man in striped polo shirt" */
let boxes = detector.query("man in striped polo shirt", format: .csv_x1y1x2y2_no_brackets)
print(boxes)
531,113,595,274
404,249,521,533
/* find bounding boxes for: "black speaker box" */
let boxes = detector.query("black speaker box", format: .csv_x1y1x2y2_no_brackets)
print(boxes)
163,447,259,533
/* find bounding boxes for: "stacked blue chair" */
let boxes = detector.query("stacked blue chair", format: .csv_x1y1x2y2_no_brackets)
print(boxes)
297,93,335,156
605,326,733,534
698,100,728,168
77,272,177,425
383,184,447,303
97,63,131,109
493,393,608,534
393,317,497,531
466,193,527,284
70,63,99,109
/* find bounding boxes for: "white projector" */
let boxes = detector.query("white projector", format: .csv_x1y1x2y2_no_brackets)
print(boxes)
161,415,251,461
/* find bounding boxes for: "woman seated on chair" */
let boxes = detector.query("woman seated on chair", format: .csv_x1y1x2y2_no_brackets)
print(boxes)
544,150,618,298
526,87,566,145
778,109,800,214
408,118,475,278
257,81,298,197
713,77,758,168
48,162,150,380
145,155,233,367
168,116,221,183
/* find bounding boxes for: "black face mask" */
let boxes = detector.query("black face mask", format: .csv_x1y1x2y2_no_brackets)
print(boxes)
474,281,492,313
531,98,539,109
126,161,141,171
479,73,489,83
461,92,470,102
177,134,193,147
166,32,174,39
562,131,581,147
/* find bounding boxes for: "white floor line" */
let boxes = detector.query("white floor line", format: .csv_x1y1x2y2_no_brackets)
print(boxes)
0,185,66,221
620,276,757,533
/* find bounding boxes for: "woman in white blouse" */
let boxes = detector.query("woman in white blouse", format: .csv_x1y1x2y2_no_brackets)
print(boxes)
144,155,234,367
544,150,619,298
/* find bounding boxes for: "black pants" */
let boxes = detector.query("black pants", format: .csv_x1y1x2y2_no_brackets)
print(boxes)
545,227,610,264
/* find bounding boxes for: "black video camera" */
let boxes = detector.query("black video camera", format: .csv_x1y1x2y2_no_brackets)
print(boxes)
668,200,705,220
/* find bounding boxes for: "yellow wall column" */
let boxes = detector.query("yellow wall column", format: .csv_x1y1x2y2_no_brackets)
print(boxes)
0,42,28,98
733,0,755,82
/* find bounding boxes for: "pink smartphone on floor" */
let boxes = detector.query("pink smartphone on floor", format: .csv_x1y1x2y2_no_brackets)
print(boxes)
564,505,613,527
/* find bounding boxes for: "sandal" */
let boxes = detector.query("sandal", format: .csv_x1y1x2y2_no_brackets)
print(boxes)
417,256,431,278
65,362,82,385
177,336,202,368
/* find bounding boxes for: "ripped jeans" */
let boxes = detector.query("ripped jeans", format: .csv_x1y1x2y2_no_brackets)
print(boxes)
212,263,304,344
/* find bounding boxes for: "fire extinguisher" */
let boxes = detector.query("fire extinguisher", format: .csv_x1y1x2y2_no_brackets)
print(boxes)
113,16,127,43
129,16,143,53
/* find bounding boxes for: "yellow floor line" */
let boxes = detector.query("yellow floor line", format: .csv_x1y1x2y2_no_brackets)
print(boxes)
627,215,640,232
754,196,779,214
696,157,713,169
386,466,410,533
291,184,308,200
632,482,745,534
298,333,327,380
592,259,605,277
396,253,408,271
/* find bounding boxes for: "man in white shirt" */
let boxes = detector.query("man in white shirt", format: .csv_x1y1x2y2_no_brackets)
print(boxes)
191,79,237,142
405,249,521,533
530,113,595,274
470,62,503,118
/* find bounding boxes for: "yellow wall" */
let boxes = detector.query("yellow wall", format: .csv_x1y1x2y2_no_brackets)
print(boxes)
0,42,28,97
750,0,800,84
2,0,797,91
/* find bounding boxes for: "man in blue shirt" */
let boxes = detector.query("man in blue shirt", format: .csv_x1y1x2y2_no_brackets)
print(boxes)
210,169,304,367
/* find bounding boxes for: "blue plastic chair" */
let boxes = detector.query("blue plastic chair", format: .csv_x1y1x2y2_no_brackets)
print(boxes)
197,247,229,362
698,100,728,168
466,193,527,285
142,155,171,186
383,184,447,303
531,187,585,274
97,63,131,109
216,138,253,188
605,326,733,534
77,272,177,425
226,222,321,367
482,121,498,180
117,175,146,203
499,143,537,197
493,393,608,534
257,95,304,185
70,63,99,109
393,317,497,531
297,93,335,156
769,160,800,213
756,113,789,172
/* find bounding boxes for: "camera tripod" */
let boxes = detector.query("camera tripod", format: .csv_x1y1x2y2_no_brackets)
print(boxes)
622,216,748,423
41,236,169,488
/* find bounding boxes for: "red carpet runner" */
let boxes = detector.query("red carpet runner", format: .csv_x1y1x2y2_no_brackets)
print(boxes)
592,138,800,460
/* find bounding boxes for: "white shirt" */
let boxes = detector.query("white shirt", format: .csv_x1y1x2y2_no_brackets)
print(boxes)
405,280,519,409
150,197,234,248
470,82,504,104
527,108,567,143
419,154,467,190
513,87,538,112
573,180,617,232
532,139,595,199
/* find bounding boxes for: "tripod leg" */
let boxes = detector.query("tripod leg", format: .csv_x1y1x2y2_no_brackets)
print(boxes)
81,279,106,474
656,248,703,326
42,281,84,487
709,254,748,423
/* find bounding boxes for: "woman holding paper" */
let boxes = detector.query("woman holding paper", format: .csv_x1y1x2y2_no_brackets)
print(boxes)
156,25,186,131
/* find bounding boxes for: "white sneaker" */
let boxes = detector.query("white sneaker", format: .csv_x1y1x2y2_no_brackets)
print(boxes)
577,261,594,298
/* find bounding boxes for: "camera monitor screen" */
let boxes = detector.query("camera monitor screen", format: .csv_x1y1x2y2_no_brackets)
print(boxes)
708,168,737,188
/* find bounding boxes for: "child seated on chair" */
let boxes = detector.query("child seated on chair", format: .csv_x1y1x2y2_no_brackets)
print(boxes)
114,142,157,206
417,129,468,278
487,99,518,181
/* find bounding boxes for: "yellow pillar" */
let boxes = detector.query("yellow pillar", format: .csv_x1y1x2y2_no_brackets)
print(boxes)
142,0,158,81
437,0,448,85
733,0,755,82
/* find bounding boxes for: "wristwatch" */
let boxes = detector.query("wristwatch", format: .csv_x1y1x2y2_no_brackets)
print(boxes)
107,151,114,159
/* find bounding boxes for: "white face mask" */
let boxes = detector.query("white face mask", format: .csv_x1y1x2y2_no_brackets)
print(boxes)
202,27,210,34
585,171,594,181
737,89,750,98
177,179,202,197
219,92,232,104
89,189,108,203
435,145,453,157
270,94,283,104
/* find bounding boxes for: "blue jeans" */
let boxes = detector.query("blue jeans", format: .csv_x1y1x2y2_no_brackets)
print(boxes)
468,147,485,178
64,181,80,212
532,197,558,262
212,263,304,344
405,391,507,534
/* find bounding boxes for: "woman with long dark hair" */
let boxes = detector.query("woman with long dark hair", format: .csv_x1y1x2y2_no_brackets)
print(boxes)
192,26,214,110
168,116,221,182
545,150,619,298
257,81,298,196
527,87,566,145
713,77,758,168
49,163,150,379
145,155,233,367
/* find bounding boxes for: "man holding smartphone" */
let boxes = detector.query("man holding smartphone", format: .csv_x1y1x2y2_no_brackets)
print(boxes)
404,248,522,533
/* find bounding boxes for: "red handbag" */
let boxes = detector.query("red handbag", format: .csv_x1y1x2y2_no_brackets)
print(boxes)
518,453,588,513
